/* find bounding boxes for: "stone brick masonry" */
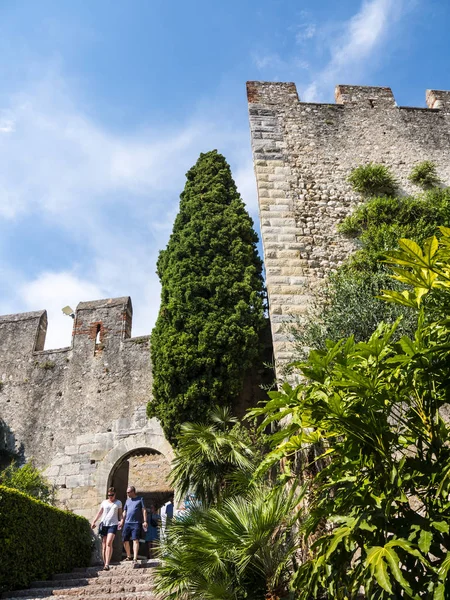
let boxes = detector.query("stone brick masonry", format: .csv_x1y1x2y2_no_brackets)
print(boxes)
0,295,268,522
247,81,450,371
0,297,173,519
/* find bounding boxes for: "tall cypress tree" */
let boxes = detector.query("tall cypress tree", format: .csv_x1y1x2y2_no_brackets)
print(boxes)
148,150,266,444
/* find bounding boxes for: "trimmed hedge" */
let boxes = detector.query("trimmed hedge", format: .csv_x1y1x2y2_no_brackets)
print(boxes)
0,486,92,592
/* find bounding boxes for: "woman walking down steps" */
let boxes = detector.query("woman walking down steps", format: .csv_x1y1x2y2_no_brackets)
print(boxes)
91,487,123,571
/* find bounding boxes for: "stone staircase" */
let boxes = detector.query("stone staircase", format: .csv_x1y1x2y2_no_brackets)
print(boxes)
2,561,158,600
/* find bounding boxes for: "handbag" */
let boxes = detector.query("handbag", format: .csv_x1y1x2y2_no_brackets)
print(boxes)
98,521,105,535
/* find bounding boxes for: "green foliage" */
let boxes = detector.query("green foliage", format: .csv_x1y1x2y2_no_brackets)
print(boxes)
293,188,450,352
408,160,440,189
291,270,417,354
0,461,56,504
148,150,266,443
0,486,91,592
41,360,55,369
339,188,450,270
154,484,304,600
34,360,56,369
347,163,397,197
250,230,450,599
155,406,298,599
170,405,257,505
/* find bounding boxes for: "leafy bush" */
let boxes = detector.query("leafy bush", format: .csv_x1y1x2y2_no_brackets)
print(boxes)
0,486,92,592
347,162,397,197
342,189,450,270
291,188,450,354
154,405,296,600
0,461,56,504
170,405,257,505
291,270,417,355
154,484,303,600
149,150,266,444
251,229,450,599
408,160,440,188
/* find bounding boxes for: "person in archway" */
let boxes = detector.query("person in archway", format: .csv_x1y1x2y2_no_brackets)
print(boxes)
144,503,160,561
160,495,174,541
119,485,147,563
91,487,123,571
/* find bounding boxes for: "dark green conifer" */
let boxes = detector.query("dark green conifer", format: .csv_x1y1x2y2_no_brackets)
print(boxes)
148,150,266,444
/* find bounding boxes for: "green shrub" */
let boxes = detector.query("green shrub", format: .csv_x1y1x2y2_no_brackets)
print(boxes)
154,484,303,600
347,162,397,197
0,486,92,591
294,188,450,356
0,462,56,504
290,270,417,355
38,360,55,370
338,188,450,270
253,230,450,599
408,160,440,188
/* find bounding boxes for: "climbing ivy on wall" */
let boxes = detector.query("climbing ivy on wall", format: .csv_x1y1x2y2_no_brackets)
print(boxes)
148,150,266,444
292,184,450,354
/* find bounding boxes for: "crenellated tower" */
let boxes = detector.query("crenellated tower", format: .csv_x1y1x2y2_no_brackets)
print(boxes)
247,82,450,370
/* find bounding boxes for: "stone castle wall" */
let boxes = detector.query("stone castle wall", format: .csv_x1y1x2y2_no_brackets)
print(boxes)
0,295,269,520
247,82,450,369
0,297,173,519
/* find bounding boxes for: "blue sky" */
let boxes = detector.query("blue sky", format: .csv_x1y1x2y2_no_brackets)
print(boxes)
0,0,449,348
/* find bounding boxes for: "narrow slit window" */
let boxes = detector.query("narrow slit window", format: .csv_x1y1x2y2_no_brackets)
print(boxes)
95,324,101,345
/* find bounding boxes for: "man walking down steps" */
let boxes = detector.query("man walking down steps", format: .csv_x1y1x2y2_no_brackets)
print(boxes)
120,486,148,564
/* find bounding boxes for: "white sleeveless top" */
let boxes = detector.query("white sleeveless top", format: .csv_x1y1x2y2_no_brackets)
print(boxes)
101,499,122,526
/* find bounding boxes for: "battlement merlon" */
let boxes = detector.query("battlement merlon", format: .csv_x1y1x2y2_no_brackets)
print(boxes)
72,296,133,353
0,310,47,355
247,81,300,106
426,90,450,111
0,296,147,358
247,81,450,112
335,85,396,108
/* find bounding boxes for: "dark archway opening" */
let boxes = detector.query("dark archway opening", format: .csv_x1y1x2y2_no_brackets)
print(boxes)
107,447,173,561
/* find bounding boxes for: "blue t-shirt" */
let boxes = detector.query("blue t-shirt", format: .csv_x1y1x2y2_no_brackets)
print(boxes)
124,496,145,524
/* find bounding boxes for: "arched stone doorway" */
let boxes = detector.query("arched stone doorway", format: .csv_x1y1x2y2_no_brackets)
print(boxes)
106,446,173,561
108,447,173,509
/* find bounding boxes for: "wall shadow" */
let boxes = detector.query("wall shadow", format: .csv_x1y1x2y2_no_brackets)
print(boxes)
0,419,24,470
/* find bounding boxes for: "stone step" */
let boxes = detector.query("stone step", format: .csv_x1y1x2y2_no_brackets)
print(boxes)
53,562,157,580
3,585,155,599
72,562,156,574
3,594,156,600
31,576,155,589
2,561,159,599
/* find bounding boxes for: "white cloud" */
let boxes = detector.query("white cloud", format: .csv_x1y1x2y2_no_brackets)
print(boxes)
0,119,15,133
295,23,316,44
303,0,404,101
0,73,258,349
20,272,106,349
252,52,309,74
